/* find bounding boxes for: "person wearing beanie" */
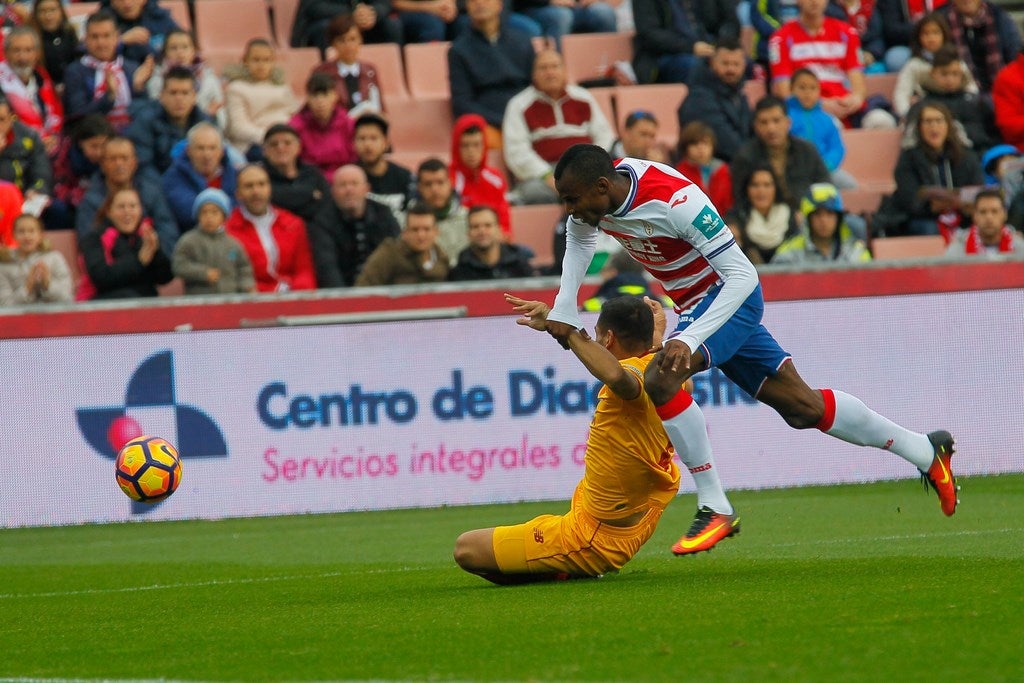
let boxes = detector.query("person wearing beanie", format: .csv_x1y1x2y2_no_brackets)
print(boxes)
171,187,255,295
771,183,872,265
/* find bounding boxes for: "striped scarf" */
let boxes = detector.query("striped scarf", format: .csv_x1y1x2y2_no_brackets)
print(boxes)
80,55,132,130
946,3,1003,88
964,224,1016,253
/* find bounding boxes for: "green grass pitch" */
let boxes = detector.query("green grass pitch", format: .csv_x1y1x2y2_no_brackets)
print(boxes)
2,474,1022,682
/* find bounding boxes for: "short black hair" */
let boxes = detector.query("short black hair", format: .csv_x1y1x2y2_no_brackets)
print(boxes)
554,143,616,185
405,201,436,223
163,65,196,87
417,157,448,177
85,9,117,29
932,44,961,69
973,188,1005,208
72,114,115,143
467,204,499,222
596,295,654,352
354,113,389,135
263,123,300,143
715,36,743,52
306,71,335,95
754,95,787,117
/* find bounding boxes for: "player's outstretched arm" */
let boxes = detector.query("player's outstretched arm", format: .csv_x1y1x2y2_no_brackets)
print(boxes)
566,330,641,400
505,293,552,332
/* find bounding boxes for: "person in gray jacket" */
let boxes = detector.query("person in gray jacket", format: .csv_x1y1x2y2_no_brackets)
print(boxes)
171,188,255,295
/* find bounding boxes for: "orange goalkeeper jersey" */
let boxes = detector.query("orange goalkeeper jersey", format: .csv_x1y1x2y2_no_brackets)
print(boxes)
578,353,681,521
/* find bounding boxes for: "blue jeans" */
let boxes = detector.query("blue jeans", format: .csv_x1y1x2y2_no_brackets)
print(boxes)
399,11,448,43
522,3,616,47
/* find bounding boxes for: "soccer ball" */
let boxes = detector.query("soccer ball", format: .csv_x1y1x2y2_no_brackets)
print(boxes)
115,435,183,503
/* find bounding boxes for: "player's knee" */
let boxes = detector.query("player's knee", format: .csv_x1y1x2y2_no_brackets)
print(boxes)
453,532,476,571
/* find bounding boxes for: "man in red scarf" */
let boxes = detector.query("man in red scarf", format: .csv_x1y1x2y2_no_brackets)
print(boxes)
946,188,1024,257
0,27,62,155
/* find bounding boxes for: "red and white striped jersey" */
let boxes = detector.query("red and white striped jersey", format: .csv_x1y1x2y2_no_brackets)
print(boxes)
549,158,759,353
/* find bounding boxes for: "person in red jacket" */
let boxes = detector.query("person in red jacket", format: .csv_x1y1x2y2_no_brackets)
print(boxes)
992,50,1024,152
225,164,317,293
449,113,512,237
675,121,733,216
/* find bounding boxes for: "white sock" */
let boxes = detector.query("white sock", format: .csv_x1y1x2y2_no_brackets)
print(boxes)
658,390,734,515
819,389,934,470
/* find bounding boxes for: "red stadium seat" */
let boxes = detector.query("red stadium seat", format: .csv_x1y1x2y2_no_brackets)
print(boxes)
159,0,191,31
278,47,321,97
403,41,451,100
194,0,274,56
586,86,616,134
360,42,411,105
561,32,633,85
47,231,80,289
271,0,299,47
510,204,563,267
387,98,452,155
864,72,898,101
614,84,687,150
841,128,902,193
870,235,947,260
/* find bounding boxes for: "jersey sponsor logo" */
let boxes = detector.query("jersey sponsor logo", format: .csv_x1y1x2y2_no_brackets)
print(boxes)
533,527,545,543
616,235,666,263
692,206,724,239
642,220,654,236
789,41,849,61
671,195,688,208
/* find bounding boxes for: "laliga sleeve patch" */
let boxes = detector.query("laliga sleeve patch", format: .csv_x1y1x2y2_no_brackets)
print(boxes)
692,206,725,239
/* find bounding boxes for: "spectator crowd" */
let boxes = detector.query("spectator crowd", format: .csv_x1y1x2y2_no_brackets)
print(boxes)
1,0,1022,307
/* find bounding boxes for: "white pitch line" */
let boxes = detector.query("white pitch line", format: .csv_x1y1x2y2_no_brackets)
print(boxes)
0,566,432,601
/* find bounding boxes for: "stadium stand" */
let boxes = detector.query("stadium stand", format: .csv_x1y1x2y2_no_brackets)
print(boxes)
194,0,275,56
403,41,451,100
278,47,321,96
510,204,562,269
387,98,453,155
48,230,80,290
840,128,902,194
560,32,633,85
864,72,898,101
271,0,300,47
586,86,617,134
361,42,411,104
614,84,687,149
871,235,947,260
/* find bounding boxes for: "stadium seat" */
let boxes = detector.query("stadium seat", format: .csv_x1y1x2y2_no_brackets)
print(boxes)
278,47,321,97
403,41,450,100
271,0,299,47
387,98,452,154
47,230,80,288
160,0,191,31
870,235,947,260
864,72,898,101
840,128,902,193
510,204,563,267
586,86,616,134
841,188,884,216
614,84,687,149
65,2,99,18
194,0,274,56
361,42,411,105
561,32,633,85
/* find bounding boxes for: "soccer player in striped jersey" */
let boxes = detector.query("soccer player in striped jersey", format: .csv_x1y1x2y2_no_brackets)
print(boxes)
544,144,959,555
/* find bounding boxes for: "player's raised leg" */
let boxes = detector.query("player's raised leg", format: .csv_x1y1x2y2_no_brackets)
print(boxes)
756,361,960,516
644,355,739,555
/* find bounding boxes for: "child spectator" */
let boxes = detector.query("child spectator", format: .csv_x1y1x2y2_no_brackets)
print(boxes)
78,187,173,299
449,113,511,236
0,213,73,305
892,13,977,119
224,39,298,158
772,183,872,264
172,188,255,294
876,0,951,73
785,68,857,189
29,0,79,90
674,121,733,216
147,29,226,128
63,10,154,132
981,145,1024,226
905,44,996,153
945,188,1024,257
311,13,383,116
449,205,535,281
724,163,799,264
289,72,357,182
